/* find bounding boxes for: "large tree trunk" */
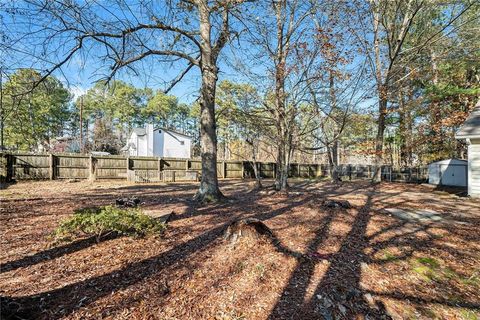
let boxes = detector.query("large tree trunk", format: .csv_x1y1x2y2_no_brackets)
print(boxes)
194,66,224,202
194,5,224,203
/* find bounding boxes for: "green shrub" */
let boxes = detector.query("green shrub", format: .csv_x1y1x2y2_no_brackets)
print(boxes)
53,205,165,243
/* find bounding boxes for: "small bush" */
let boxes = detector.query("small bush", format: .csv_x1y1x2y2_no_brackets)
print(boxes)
53,205,165,243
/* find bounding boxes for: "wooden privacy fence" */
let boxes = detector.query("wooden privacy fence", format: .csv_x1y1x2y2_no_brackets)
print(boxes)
0,152,428,183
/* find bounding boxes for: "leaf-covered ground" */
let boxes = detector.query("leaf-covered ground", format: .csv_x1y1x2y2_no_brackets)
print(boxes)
1,179,479,319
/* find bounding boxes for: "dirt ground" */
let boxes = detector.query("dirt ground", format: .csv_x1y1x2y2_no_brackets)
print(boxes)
1,179,479,320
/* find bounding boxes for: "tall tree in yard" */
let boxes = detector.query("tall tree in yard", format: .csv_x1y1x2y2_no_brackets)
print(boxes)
238,0,320,191
368,0,424,181
2,0,247,202
349,0,478,180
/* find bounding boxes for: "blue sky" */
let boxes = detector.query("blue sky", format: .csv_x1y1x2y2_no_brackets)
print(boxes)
0,0,376,113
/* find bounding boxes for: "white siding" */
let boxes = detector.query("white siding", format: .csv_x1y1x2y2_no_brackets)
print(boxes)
162,131,191,158
137,135,148,156
153,130,164,156
125,126,191,158
468,143,480,197
146,124,154,156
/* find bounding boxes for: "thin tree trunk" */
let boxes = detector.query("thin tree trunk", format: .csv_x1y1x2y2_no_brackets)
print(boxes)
252,141,262,188
372,2,385,182
374,91,387,182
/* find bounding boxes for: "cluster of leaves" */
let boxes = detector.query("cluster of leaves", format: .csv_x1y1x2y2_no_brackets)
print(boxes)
52,205,165,243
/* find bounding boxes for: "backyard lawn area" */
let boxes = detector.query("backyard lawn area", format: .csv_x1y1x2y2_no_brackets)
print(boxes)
1,179,479,319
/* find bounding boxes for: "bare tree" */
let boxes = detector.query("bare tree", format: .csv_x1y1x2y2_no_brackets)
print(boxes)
2,0,247,202
351,0,477,181
234,0,319,192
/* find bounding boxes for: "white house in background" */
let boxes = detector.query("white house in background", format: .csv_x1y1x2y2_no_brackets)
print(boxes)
428,159,467,187
456,99,480,198
122,124,192,158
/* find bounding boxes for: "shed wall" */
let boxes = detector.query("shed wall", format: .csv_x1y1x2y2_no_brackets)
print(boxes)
428,160,467,187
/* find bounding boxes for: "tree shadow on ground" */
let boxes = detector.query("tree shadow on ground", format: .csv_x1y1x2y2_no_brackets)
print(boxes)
0,234,119,273
0,184,320,319
268,184,480,319
432,184,468,197
2,180,478,319
268,188,383,319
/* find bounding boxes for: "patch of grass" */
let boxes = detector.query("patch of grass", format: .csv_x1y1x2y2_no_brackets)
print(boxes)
380,250,399,262
417,257,440,269
460,309,479,320
411,257,479,289
52,205,165,243
412,257,442,282
461,271,480,288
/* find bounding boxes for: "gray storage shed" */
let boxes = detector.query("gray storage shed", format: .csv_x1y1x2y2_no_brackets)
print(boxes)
428,159,467,187
456,99,480,198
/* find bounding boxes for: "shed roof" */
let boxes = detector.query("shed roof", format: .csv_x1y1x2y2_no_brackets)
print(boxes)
428,159,467,166
456,99,480,139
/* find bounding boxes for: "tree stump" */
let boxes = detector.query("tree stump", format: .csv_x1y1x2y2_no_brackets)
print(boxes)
322,199,352,209
224,218,274,245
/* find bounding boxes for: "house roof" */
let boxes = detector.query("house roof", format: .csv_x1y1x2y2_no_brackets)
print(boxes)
157,127,192,139
130,126,192,139
456,99,480,139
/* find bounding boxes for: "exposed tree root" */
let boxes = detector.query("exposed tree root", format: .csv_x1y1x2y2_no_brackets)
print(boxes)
192,190,227,204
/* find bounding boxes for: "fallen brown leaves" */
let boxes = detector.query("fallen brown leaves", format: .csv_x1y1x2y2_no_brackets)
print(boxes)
1,180,479,319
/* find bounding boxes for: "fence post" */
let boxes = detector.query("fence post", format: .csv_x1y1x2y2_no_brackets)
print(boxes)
89,155,97,181
222,161,226,179
158,158,162,182
49,153,55,180
185,159,189,171
126,157,131,181
241,161,245,179
7,154,13,182
0,153,9,182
